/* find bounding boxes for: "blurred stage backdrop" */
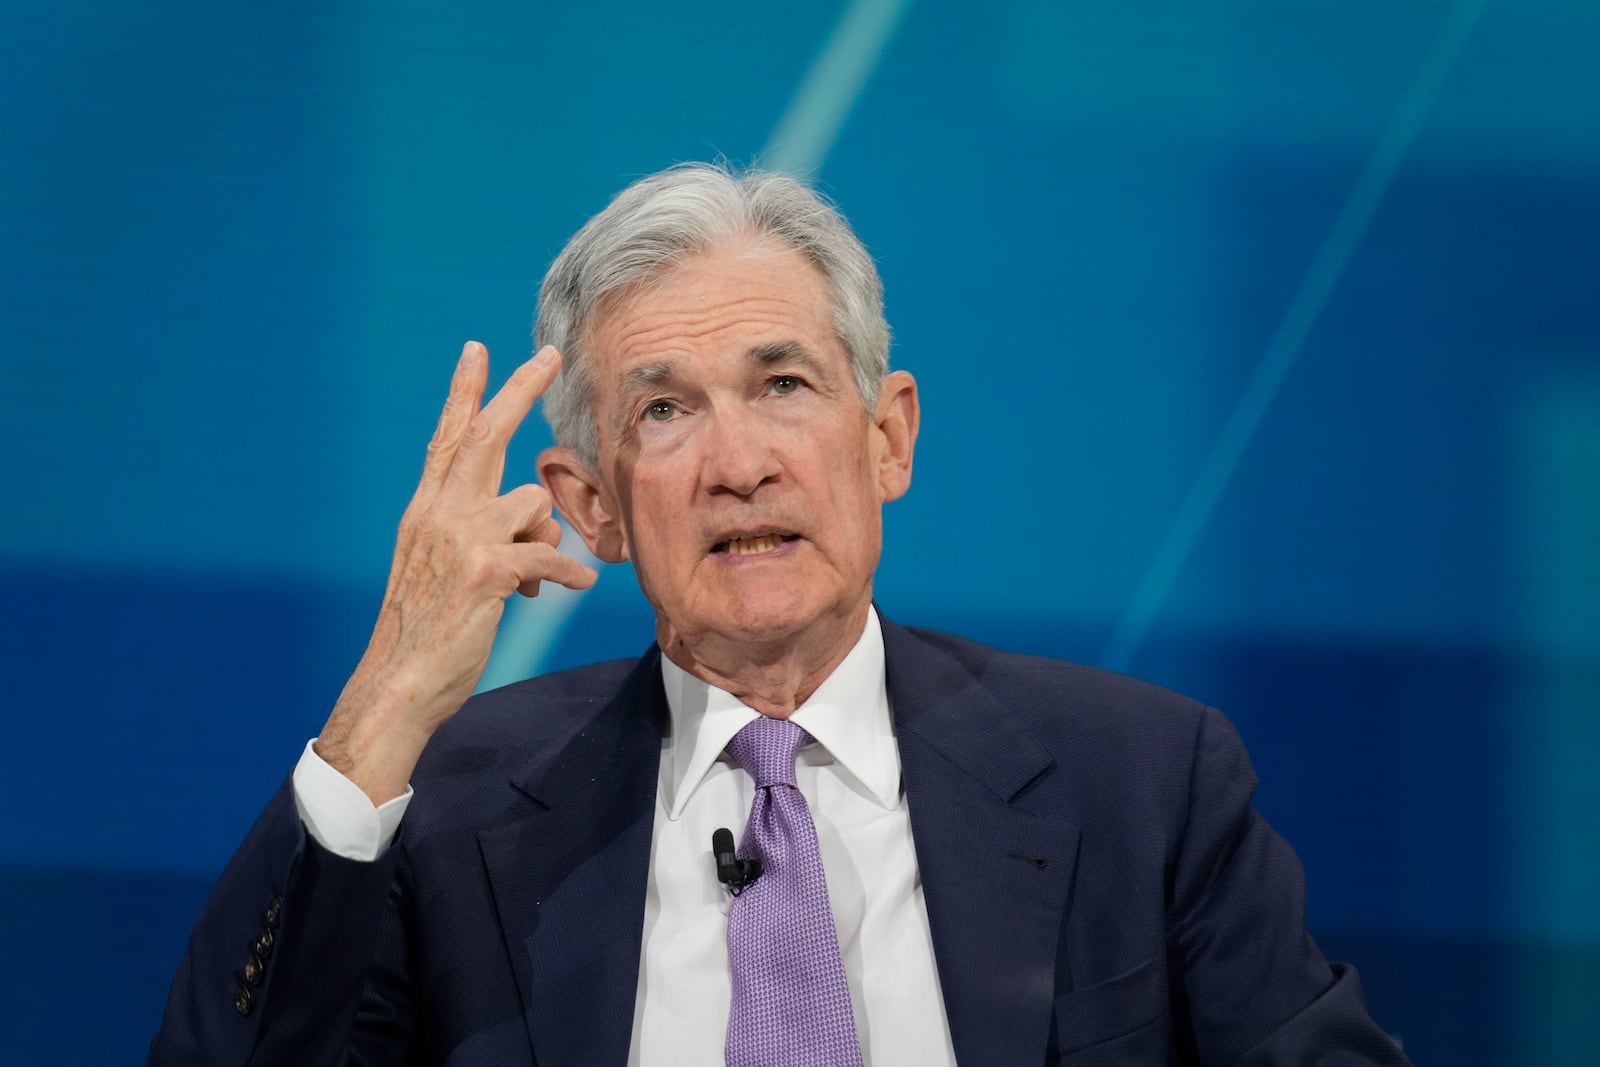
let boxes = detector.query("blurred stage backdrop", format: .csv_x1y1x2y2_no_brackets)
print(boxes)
3,0,1598,1062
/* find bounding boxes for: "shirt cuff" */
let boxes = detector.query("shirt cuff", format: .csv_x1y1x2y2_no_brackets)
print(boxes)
291,738,413,862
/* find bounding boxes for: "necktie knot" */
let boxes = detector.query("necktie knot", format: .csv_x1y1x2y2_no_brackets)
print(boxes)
726,716,808,788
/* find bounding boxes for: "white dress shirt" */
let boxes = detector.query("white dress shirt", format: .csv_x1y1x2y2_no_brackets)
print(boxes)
292,608,958,1066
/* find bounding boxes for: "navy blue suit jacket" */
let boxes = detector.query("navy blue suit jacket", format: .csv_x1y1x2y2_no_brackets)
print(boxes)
149,619,1407,1065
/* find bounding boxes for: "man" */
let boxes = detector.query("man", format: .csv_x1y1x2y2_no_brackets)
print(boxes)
149,164,1408,1065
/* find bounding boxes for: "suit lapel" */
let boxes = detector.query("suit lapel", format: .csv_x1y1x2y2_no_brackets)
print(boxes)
479,651,666,1067
883,620,1080,1067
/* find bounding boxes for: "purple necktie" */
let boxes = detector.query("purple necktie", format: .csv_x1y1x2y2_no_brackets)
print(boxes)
724,717,864,1067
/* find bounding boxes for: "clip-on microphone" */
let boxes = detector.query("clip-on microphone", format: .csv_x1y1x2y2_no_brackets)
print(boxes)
711,827,763,895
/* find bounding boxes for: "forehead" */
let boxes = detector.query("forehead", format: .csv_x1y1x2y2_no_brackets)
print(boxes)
587,239,839,382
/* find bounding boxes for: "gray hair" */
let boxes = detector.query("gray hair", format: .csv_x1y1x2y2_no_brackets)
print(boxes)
535,162,890,469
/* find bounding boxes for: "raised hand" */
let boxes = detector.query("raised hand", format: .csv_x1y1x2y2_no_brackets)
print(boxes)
316,341,597,803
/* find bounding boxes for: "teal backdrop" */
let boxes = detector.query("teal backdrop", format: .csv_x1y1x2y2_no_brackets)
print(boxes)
2,1,1597,1061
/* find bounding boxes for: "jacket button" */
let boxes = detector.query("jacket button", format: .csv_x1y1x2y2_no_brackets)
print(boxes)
253,928,274,960
265,897,282,928
234,986,255,1016
243,955,264,987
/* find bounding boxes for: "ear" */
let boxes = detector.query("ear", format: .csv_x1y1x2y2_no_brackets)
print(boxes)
538,446,630,563
872,370,919,502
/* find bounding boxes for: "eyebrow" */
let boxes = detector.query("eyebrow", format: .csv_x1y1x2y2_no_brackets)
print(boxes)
616,342,826,396
618,360,677,395
747,340,823,373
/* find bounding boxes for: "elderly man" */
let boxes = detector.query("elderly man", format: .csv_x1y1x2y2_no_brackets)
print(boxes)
149,164,1407,1065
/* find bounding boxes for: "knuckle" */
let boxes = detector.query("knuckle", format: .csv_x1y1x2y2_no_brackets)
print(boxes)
530,544,564,577
426,408,467,453
463,545,497,585
512,483,551,511
460,415,495,450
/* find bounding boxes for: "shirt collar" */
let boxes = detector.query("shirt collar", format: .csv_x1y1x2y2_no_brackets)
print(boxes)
659,606,899,817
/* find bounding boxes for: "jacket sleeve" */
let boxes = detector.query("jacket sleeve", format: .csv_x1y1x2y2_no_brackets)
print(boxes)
144,776,415,1066
1170,707,1410,1066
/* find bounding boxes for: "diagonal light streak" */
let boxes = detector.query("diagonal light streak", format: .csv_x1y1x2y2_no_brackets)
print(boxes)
479,0,913,688
762,0,916,175
1099,0,1489,674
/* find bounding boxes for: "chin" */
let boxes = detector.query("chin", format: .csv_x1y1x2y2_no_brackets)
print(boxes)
707,582,833,645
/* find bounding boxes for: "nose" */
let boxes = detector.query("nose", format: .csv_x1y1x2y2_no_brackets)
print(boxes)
700,403,781,497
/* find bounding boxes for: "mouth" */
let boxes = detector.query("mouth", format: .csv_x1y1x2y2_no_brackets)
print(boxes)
709,531,803,557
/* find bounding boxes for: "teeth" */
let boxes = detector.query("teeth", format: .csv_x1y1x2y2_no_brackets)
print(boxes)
726,533,783,555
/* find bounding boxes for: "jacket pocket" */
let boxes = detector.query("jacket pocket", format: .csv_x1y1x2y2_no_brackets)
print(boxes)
1052,958,1166,1055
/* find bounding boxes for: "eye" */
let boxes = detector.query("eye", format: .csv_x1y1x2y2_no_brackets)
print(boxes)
643,400,677,422
771,375,802,396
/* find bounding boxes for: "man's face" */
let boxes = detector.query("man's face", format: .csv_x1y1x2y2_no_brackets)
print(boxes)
549,237,917,652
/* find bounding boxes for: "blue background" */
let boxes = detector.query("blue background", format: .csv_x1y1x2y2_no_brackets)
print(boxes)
3,1,1598,1061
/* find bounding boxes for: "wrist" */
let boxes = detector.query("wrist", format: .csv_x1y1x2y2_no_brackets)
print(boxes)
318,672,438,805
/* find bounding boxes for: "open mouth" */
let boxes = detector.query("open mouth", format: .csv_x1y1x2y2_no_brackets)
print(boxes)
710,532,802,557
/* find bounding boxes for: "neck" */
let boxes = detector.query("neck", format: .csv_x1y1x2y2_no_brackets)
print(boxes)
656,600,871,718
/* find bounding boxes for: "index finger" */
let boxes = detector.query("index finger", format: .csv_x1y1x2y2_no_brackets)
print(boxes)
445,345,562,501
414,340,489,506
